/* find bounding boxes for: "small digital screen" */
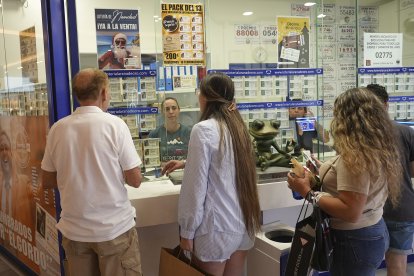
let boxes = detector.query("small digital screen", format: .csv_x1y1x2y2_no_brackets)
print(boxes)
296,117,316,132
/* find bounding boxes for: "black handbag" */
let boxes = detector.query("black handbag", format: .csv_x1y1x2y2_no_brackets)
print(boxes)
310,201,333,271
285,199,316,276
310,160,336,272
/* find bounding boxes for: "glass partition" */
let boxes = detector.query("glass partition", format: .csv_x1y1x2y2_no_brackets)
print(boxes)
357,0,414,123
72,0,414,171
0,0,59,274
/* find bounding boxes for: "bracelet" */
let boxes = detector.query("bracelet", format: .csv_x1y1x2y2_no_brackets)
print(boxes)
305,190,315,202
314,191,332,206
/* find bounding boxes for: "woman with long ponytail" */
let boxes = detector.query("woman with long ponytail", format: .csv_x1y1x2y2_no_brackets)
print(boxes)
163,73,261,276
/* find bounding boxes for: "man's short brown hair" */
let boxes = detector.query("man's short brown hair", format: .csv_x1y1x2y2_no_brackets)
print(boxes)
72,68,108,102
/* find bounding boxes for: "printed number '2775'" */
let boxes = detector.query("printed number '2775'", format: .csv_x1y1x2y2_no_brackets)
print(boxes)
375,52,392,58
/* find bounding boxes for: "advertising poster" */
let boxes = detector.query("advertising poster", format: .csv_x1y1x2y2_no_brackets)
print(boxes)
291,4,311,17
322,81,337,98
338,42,357,60
277,16,310,68
322,100,334,119
359,6,379,25
161,3,205,65
338,80,357,93
364,33,403,67
259,25,277,44
19,26,38,84
338,25,356,42
338,6,356,25
322,62,337,79
338,63,357,79
317,3,336,24
318,43,337,62
317,25,336,42
95,9,141,70
234,24,260,44
0,116,59,275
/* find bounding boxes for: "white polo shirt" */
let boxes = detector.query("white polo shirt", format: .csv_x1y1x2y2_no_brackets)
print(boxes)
41,106,141,242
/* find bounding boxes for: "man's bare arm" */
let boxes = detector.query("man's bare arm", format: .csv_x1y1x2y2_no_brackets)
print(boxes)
124,167,142,188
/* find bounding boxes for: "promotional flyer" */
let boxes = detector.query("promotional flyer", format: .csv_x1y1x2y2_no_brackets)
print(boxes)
0,116,59,275
95,9,141,70
161,3,205,65
277,16,310,68
364,33,403,67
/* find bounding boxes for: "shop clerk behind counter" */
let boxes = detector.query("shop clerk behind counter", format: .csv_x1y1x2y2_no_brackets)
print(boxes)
149,97,191,163
289,104,330,153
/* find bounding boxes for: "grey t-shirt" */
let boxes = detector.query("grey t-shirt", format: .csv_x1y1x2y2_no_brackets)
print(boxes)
148,124,192,162
383,122,414,221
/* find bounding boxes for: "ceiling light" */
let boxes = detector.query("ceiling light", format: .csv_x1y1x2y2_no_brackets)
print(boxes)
243,11,253,16
153,15,159,18
317,13,326,18
304,2,316,6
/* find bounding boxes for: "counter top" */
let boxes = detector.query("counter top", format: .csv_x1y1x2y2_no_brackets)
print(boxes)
128,167,300,228
127,177,180,227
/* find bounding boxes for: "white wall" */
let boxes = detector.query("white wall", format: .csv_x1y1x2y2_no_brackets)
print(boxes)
0,0,47,88
75,0,411,69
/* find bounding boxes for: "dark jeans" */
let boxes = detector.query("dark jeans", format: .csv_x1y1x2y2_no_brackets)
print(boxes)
330,218,389,276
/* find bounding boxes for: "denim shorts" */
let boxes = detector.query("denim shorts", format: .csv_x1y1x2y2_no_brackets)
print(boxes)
330,218,389,276
385,219,414,255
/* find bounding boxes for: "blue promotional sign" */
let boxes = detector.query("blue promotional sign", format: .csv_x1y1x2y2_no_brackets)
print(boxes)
389,96,414,102
358,67,414,74
208,68,323,77
107,106,159,115
104,69,157,78
237,100,324,110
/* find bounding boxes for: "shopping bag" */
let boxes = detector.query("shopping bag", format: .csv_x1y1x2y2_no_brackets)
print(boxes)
311,203,333,271
285,200,316,276
159,246,208,276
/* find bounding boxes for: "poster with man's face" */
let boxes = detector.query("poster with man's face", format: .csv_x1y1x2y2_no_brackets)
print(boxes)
95,9,141,70
0,116,59,275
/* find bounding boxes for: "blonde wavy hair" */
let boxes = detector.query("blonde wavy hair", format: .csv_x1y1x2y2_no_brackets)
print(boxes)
331,88,402,207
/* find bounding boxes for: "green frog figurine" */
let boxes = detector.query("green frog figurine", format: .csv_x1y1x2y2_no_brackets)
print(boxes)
249,119,300,171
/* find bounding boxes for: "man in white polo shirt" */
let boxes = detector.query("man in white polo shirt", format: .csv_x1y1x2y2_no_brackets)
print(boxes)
41,68,143,275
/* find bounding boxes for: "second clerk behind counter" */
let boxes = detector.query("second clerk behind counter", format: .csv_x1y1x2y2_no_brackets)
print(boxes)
149,97,192,162
288,104,330,153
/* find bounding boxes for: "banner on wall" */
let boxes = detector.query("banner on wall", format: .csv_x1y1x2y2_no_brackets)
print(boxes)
276,16,310,68
161,3,205,65
95,9,141,70
364,33,403,67
0,116,59,275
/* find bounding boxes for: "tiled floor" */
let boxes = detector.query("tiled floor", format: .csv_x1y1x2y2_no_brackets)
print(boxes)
1,251,414,275
0,255,26,276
